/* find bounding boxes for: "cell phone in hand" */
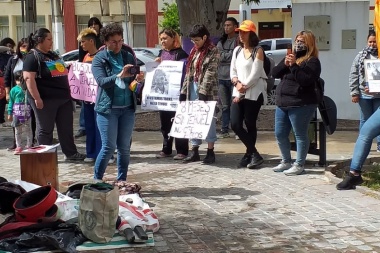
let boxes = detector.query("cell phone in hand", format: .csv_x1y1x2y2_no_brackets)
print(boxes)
128,66,140,75
287,43,292,55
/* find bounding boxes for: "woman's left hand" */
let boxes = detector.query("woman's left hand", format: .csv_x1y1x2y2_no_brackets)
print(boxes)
236,82,246,93
135,72,144,82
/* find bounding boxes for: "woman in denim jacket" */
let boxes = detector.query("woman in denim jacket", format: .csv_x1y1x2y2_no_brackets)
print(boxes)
91,23,143,181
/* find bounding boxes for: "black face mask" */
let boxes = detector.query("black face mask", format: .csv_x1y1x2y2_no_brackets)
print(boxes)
295,50,307,58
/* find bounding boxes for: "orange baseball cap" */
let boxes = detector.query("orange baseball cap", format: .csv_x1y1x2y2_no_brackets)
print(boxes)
236,20,257,33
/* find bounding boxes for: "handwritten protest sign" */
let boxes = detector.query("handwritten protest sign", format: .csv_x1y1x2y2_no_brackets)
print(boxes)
169,101,216,140
141,61,183,111
68,62,98,103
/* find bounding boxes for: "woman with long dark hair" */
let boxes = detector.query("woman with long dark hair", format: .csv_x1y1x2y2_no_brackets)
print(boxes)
4,38,37,150
349,31,380,151
180,24,220,164
23,28,85,161
230,20,266,169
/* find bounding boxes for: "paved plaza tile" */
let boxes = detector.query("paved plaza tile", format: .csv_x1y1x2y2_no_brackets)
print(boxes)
1,126,380,253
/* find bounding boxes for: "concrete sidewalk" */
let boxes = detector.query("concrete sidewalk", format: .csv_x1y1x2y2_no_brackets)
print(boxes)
1,125,380,252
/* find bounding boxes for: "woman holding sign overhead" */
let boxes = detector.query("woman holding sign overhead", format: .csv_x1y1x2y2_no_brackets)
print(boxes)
180,24,220,164
155,28,189,160
23,28,85,161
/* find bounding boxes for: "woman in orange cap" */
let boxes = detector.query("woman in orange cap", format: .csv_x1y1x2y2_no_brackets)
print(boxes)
230,20,267,169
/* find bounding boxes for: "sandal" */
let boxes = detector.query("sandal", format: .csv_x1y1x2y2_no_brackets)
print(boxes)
155,151,172,158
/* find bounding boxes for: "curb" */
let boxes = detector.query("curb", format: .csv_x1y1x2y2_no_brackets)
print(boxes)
324,157,380,199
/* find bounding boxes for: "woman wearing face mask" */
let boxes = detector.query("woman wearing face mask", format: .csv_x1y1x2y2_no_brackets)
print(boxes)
4,38,37,150
349,31,380,152
271,30,321,176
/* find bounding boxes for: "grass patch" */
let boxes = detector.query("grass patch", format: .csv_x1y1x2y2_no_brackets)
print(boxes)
362,166,380,190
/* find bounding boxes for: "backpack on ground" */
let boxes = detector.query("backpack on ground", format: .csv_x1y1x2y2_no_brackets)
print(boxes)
235,46,275,93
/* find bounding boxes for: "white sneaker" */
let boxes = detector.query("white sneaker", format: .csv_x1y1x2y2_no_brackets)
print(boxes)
284,163,304,176
235,135,240,140
273,161,292,172
84,157,95,163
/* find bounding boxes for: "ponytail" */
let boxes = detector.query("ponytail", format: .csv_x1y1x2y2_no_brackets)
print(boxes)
26,33,35,52
26,28,51,52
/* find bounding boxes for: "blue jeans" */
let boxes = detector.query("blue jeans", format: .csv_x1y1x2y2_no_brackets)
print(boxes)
79,102,85,130
359,97,380,144
350,107,380,172
189,82,217,147
218,79,233,132
94,107,135,181
84,103,101,159
275,104,317,166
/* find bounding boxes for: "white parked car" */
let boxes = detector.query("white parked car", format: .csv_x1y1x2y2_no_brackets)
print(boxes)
133,47,161,57
61,49,156,73
259,38,292,66
258,38,292,105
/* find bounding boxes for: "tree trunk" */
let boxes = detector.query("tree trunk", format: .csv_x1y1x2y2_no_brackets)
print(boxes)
176,0,231,53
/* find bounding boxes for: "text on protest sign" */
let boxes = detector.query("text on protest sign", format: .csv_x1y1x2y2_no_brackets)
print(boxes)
141,61,183,111
169,101,216,140
68,62,98,103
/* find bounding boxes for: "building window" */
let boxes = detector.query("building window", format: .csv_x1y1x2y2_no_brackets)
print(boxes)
16,16,45,41
0,17,9,39
77,16,90,33
132,15,146,47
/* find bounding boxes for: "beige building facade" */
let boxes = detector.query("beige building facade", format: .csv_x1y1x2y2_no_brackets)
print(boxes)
0,0,375,51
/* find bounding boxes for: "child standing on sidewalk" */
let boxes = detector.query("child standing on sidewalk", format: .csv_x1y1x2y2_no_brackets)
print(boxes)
7,71,32,154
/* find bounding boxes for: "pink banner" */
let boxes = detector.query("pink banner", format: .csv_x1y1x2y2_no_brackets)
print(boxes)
68,62,98,103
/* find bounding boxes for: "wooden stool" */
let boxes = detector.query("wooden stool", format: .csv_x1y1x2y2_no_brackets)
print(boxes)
20,150,58,189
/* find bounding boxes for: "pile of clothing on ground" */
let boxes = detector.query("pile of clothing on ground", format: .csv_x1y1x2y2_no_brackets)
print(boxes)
0,177,159,253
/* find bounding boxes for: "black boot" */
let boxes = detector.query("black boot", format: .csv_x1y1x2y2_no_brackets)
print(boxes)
183,146,200,163
237,153,251,168
202,148,215,164
247,152,264,169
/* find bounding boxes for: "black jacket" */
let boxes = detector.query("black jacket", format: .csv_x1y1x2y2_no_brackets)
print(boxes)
272,56,321,107
4,56,19,88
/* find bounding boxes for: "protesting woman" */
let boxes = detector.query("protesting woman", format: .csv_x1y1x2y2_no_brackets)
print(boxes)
349,31,380,151
271,30,321,176
180,24,220,164
91,23,143,181
230,20,266,169
155,28,189,160
23,28,85,161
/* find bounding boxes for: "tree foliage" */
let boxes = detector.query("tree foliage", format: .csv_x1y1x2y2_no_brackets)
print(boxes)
159,1,180,34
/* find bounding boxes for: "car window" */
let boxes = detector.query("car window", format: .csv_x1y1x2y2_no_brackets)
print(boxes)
276,39,292,50
63,52,78,62
259,41,271,51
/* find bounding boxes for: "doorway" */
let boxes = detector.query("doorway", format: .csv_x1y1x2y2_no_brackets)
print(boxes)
259,22,284,39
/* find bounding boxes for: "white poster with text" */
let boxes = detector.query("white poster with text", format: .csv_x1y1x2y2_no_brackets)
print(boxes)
169,101,216,140
141,61,184,111
364,59,380,93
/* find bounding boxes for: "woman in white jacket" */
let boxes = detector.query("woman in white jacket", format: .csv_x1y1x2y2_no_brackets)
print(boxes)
230,20,267,169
